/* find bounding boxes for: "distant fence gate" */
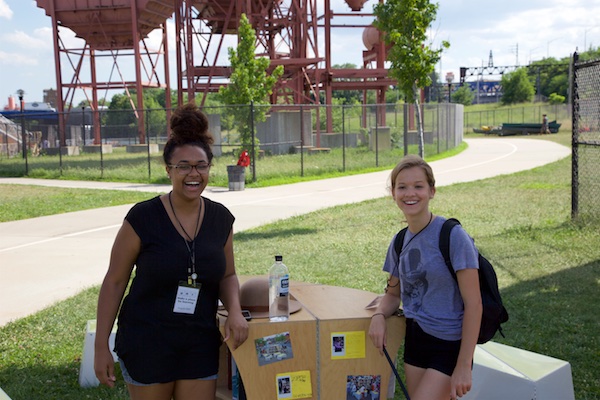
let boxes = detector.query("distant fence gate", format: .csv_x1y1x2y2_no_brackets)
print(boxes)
571,52,600,221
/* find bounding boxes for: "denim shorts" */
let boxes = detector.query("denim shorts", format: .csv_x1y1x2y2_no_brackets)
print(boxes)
119,359,218,386
403,318,462,377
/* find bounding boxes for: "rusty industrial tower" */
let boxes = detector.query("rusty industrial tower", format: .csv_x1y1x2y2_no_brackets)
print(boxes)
36,0,391,145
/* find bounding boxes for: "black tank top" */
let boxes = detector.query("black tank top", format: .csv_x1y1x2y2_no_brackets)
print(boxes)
115,196,234,383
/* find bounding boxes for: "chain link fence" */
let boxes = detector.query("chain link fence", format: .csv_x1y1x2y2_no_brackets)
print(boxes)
464,104,571,132
0,102,462,186
571,53,600,221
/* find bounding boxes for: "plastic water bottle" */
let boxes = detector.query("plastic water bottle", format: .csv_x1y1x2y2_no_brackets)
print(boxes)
269,255,290,322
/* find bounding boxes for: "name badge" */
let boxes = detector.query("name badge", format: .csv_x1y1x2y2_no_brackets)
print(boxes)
173,282,200,314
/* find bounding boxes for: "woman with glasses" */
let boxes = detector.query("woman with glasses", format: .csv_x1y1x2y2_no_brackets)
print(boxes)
94,103,248,399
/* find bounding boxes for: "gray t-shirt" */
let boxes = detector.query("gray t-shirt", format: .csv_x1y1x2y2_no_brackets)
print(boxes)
383,216,478,341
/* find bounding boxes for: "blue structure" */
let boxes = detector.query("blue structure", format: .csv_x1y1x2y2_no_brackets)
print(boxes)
0,110,59,123
466,81,502,103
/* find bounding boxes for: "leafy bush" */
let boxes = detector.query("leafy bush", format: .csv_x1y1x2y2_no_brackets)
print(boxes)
548,92,566,105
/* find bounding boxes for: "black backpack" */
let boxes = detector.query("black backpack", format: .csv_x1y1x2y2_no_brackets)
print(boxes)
394,218,508,344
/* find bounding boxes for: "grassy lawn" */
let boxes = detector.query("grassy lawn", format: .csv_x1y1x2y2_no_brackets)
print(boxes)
1,131,597,399
0,186,156,222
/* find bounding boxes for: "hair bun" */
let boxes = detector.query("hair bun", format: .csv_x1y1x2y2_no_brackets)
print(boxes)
169,103,212,144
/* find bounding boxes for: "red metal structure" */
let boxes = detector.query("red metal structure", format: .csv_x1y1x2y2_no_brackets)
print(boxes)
175,0,392,139
36,0,174,145
36,0,391,145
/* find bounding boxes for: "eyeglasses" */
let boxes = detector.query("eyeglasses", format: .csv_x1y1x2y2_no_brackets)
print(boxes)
169,163,210,175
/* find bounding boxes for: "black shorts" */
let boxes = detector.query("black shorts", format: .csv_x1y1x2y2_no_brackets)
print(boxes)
403,318,461,377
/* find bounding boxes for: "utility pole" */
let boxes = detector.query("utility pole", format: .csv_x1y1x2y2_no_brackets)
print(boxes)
509,43,519,66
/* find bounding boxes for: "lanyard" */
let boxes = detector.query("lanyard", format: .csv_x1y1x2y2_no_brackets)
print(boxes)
169,192,202,286
182,239,197,286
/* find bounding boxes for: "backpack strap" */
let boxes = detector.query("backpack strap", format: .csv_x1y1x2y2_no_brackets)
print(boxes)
394,227,408,257
439,218,461,281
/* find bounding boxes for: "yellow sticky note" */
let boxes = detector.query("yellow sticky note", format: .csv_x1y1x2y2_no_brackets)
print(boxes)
331,331,366,359
275,370,312,399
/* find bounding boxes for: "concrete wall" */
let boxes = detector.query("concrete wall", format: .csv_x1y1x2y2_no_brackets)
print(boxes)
316,133,359,148
257,111,312,155
454,104,465,147
369,126,391,151
406,131,434,145
207,114,222,157
406,103,463,148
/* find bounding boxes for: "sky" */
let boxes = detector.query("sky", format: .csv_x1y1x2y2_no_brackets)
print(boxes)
1,0,599,107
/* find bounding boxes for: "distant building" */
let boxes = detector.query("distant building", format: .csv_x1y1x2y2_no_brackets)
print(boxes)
43,89,58,109
23,102,56,112
466,80,502,103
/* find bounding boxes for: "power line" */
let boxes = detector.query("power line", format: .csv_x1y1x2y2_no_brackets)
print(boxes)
459,63,569,83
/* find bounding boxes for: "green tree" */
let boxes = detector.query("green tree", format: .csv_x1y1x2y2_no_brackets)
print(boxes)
105,90,167,139
450,85,474,106
548,92,565,105
106,93,135,127
218,14,283,150
580,46,600,61
527,59,569,99
374,0,448,157
501,68,535,105
202,93,234,132
76,98,109,109
546,73,568,100
316,97,363,133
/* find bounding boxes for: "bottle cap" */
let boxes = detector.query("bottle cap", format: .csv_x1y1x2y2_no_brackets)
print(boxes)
275,255,283,262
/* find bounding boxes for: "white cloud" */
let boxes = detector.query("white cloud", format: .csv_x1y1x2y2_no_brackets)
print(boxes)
3,30,48,49
0,0,12,19
0,50,38,66
33,26,52,38
56,26,85,49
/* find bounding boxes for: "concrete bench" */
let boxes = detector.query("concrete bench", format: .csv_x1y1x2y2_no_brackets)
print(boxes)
292,145,314,153
308,147,331,154
82,144,113,154
79,319,118,387
0,387,12,400
126,144,159,154
45,146,80,156
463,341,574,400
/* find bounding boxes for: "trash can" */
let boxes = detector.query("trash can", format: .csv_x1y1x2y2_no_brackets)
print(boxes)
227,165,245,191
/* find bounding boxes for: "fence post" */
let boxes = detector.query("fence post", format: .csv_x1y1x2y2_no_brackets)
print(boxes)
81,106,86,146
146,109,151,181
100,120,104,179
20,110,29,175
571,52,579,220
300,104,304,177
2,122,7,157
342,105,346,172
435,105,440,154
250,101,256,183
375,105,379,167
403,103,408,156
437,104,440,151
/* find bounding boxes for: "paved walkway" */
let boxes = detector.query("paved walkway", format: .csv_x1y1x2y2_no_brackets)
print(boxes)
0,138,570,327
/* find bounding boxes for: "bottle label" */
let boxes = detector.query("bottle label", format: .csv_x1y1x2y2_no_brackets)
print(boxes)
279,275,289,296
